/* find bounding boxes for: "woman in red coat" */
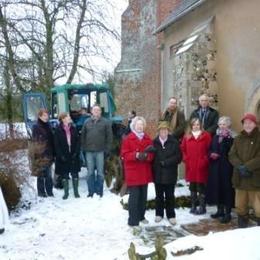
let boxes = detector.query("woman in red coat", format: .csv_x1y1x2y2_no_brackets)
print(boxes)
121,116,154,227
181,118,211,215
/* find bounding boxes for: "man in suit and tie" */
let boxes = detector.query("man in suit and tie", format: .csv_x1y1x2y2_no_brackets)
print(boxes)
190,94,219,135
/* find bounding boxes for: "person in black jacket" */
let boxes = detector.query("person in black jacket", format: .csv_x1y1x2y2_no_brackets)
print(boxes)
206,116,235,223
153,121,182,225
32,109,55,197
190,94,219,135
54,112,81,199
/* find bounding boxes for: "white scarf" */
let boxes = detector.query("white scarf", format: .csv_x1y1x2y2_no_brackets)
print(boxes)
159,136,168,147
133,130,145,140
192,130,202,139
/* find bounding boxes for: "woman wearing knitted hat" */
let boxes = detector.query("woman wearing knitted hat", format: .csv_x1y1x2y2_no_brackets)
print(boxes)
229,113,260,228
152,121,182,225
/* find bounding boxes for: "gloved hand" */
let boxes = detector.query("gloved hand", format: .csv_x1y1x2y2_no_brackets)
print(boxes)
238,165,252,178
143,145,157,153
136,152,148,161
210,152,220,160
160,161,165,167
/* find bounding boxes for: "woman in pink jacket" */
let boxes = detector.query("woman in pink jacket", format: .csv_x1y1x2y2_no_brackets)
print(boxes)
121,116,154,227
181,118,211,215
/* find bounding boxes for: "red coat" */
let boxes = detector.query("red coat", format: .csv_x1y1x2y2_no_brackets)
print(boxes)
181,131,212,184
120,132,154,186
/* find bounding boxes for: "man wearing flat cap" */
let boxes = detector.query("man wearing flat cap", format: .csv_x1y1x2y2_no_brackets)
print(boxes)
229,113,260,228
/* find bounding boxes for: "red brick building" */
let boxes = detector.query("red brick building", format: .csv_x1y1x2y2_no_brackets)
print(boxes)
116,0,260,133
115,0,181,135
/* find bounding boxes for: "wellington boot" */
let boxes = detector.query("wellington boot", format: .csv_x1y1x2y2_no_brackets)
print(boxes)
211,205,224,219
238,215,248,228
195,193,206,215
190,191,197,214
62,179,69,200
72,178,80,198
220,207,232,223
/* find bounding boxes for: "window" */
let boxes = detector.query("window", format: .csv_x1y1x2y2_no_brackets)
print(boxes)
99,92,109,113
57,93,66,114
27,96,44,121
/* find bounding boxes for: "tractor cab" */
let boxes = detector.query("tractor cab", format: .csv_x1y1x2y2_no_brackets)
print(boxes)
23,83,124,137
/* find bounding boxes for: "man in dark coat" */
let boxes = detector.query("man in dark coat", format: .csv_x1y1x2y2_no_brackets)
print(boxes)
153,121,182,225
81,104,113,197
54,113,81,199
32,109,54,197
229,113,260,228
161,97,186,141
190,94,219,135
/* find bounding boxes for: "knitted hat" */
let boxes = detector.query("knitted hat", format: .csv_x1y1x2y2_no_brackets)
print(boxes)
157,121,170,131
241,113,257,124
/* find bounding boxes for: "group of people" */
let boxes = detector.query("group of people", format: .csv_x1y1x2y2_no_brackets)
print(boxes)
30,93,260,229
32,104,112,200
121,94,260,229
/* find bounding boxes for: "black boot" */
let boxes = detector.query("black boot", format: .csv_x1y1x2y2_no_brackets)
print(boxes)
220,207,231,224
62,179,69,200
190,192,197,214
256,218,260,226
195,193,206,215
238,215,249,228
211,205,224,219
0,228,5,234
72,178,80,198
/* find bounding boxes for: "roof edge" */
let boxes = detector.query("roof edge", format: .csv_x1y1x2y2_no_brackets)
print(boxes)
154,0,207,34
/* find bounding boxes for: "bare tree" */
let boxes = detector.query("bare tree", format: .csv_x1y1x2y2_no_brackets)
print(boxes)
0,0,121,130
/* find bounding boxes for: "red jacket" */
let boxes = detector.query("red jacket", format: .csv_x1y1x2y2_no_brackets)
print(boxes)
120,132,154,186
181,131,212,184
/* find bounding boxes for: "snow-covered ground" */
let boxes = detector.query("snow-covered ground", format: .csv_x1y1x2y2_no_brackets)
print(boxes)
1,123,260,259
1,173,260,260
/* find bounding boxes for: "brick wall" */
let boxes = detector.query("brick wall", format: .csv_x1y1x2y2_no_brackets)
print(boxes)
115,0,180,136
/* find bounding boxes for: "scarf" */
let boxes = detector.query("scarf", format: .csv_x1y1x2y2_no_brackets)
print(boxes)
192,130,202,139
63,124,71,149
216,128,232,143
159,136,168,148
162,108,178,132
132,130,145,140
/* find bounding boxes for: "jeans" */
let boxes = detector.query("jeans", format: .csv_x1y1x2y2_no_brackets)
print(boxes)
85,152,104,196
37,166,53,196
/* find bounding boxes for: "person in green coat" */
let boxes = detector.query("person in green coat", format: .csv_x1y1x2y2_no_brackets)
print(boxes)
229,113,260,228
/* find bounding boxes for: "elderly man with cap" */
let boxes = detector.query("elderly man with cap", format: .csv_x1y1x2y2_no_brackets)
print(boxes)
229,113,260,228
152,121,182,225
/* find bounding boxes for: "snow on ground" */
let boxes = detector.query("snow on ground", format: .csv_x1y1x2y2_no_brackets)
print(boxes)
1,173,260,260
0,123,260,259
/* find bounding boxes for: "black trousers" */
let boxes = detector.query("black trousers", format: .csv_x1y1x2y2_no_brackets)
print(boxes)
155,183,176,219
128,185,148,226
